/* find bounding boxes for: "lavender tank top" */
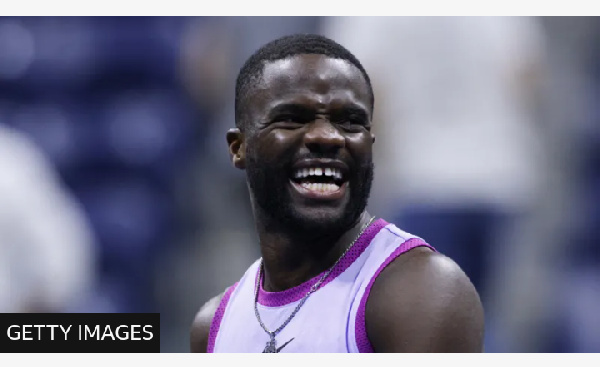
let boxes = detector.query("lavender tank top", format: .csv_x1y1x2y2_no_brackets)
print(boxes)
207,219,435,353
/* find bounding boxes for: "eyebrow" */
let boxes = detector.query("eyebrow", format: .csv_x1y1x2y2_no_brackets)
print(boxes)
267,103,314,119
339,106,369,119
267,102,370,119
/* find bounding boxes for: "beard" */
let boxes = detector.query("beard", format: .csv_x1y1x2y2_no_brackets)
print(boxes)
245,152,374,237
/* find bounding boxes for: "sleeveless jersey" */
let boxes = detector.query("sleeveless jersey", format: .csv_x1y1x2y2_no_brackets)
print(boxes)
207,218,435,353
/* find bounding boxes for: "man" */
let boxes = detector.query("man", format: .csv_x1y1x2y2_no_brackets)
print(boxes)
190,34,484,353
322,17,548,352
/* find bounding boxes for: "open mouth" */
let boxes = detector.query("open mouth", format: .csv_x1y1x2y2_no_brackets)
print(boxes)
289,164,348,199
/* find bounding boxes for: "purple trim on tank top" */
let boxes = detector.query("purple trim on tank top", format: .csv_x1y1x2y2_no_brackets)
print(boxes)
355,238,436,353
256,218,389,307
206,282,239,353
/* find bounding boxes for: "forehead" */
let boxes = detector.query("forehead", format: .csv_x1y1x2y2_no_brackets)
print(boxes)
252,54,371,113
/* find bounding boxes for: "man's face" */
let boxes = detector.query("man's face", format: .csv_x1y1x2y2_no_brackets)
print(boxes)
241,54,374,234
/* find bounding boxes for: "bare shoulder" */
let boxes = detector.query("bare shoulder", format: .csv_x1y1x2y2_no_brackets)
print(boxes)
190,292,226,353
366,246,484,352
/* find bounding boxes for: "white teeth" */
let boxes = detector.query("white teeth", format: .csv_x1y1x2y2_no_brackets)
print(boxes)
300,182,340,192
294,167,343,180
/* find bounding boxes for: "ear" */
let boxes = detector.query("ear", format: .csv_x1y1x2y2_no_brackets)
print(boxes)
226,128,246,170
371,132,376,144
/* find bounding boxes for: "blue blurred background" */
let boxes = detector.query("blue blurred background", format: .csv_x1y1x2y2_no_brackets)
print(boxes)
0,16,598,353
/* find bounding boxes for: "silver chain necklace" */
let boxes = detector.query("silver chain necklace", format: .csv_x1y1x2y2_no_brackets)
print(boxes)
254,216,376,353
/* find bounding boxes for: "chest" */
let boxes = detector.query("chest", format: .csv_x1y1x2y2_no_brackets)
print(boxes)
214,278,359,353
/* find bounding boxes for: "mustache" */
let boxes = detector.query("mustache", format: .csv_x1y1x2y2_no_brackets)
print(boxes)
288,153,354,169
292,152,343,161
250,153,351,172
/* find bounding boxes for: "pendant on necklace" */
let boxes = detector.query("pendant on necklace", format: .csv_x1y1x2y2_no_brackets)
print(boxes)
263,333,277,353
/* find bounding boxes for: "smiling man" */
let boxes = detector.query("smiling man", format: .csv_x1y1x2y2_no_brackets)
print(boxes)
190,34,484,353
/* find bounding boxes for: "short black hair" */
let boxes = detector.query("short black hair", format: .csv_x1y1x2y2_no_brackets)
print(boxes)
234,33,374,130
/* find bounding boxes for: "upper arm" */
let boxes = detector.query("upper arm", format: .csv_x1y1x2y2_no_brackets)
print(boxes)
366,248,485,353
190,292,225,353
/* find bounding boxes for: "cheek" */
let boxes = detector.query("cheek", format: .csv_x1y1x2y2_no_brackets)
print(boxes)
251,130,300,161
345,132,373,158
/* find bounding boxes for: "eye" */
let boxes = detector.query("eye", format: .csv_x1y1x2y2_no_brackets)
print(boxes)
273,114,297,123
337,113,369,132
347,114,367,125
270,114,304,129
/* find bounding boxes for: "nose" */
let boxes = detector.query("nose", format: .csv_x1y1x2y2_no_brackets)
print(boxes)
304,119,345,153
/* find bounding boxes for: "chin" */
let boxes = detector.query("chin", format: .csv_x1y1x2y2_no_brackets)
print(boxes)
285,206,356,234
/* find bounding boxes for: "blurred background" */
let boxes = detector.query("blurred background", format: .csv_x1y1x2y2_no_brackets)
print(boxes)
0,16,597,353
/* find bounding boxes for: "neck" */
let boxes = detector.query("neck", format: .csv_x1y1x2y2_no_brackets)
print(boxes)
255,210,373,292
